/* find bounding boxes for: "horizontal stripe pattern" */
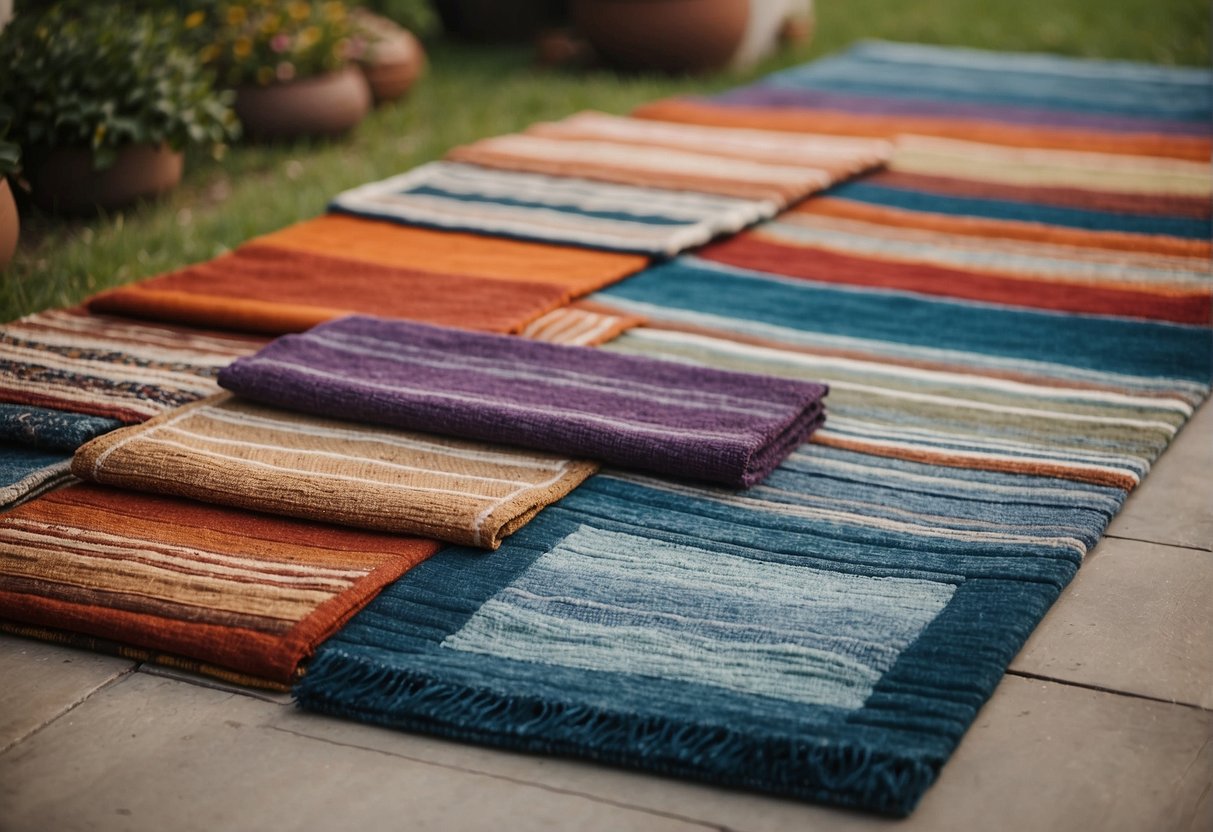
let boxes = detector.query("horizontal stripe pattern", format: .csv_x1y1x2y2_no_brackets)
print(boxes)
0,308,267,422
329,162,775,256
218,317,828,488
72,394,597,550
446,110,891,208
0,483,441,682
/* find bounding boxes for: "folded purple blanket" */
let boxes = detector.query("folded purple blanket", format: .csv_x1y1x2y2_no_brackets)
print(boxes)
218,317,828,487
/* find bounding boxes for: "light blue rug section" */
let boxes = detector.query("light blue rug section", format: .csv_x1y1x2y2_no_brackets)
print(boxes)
443,525,955,710
297,462,1097,815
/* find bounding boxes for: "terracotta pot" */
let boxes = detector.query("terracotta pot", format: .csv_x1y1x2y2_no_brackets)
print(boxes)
572,0,749,73
234,67,371,141
360,30,427,104
0,179,17,271
27,143,183,213
435,0,568,42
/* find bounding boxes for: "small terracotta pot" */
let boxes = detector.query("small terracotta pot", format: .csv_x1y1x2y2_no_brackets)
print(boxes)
27,143,184,213
234,67,372,141
0,179,18,271
572,0,749,73
360,30,426,104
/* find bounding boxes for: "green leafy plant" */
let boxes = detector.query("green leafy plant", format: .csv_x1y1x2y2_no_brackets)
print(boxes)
0,4,240,170
361,0,438,38
193,0,362,87
0,104,19,178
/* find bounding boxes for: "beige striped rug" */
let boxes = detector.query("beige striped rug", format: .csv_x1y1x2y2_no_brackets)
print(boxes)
72,394,597,549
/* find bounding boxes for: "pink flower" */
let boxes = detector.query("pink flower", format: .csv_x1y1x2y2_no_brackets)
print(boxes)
270,33,291,53
276,61,296,81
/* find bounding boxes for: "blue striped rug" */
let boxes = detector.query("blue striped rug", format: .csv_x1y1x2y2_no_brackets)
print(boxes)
295,43,1211,815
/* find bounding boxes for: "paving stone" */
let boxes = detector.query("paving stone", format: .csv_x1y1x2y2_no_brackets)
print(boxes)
0,633,133,754
1108,401,1212,551
1011,538,1213,708
0,672,714,832
272,675,1213,832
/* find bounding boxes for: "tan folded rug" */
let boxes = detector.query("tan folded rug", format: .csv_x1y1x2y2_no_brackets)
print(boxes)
73,394,597,549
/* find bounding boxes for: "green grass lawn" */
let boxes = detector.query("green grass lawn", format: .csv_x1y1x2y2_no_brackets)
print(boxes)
2,0,1208,322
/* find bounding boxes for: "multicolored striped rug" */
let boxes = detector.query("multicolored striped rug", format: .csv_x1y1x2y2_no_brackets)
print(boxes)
0,483,441,683
447,110,892,208
296,43,1212,816
89,216,647,337
329,162,776,256
73,393,597,549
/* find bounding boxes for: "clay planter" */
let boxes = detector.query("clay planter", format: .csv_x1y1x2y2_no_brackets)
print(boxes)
27,143,183,213
234,67,371,141
572,0,749,74
360,30,427,105
434,0,567,42
0,179,17,271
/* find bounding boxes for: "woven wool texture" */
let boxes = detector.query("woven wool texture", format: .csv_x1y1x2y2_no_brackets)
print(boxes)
0,444,74,512
0,307,267,421
218,317,829,488
0,483,441,683
296,43,1212,817
73,394,598,549
446,110,893,208
634,41,1213,162
329,162,777,256
88,216,647,335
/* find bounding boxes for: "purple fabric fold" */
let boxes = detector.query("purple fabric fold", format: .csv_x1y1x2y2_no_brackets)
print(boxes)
218,317,828,488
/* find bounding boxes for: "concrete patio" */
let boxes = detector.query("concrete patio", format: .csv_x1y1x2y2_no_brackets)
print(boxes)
1,403,1209,831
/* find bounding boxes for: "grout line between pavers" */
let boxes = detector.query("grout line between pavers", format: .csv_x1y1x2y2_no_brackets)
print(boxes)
266,724,735,832
0,664,137,757
1005,669,1211,712
1102,533,1212,553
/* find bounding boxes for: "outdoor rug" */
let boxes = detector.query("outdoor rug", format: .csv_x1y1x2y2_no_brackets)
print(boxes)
88,215,647,337
329,162,775,256
447,110,892,208
295,44,1212,816
635,40,1213,161
218,317,828,488
73,393,597,549
0,483,441,684
0,307,267,421
0,404,122,511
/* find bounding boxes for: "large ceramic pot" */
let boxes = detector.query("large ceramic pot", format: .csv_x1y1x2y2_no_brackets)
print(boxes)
572,0,749,74
27,143,183,213
234,66,372,141
434,0,567,42
360,30,427,105
0,179,17,271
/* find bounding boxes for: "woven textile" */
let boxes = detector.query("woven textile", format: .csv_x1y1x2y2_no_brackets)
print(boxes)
635,41,1213,161
88,215,646,334
0,445,74,512
73,393,597,549
447,110,891,208
296,45,1212,816
0,483,441,683
329,162,775,256
218,318,828,488
0,307,266,421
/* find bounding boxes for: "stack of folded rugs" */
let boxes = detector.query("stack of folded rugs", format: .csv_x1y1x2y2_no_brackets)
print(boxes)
1,41,1209,817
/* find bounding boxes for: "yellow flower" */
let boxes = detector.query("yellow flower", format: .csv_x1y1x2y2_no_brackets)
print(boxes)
93,124,107,143
323,2,345,21
233,36,253,57
184,10,206,29
296,25,320,49
260,13,281,34
288,1,311,21
226,5,247,25
257,65,275,85
200,43,221,63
